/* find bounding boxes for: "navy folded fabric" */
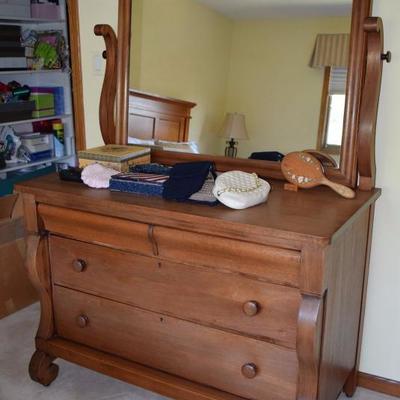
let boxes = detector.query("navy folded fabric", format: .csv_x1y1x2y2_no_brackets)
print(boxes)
162,161,215,201
249,151,285,162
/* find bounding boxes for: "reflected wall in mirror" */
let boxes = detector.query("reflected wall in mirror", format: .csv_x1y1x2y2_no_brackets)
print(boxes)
129,0,352,164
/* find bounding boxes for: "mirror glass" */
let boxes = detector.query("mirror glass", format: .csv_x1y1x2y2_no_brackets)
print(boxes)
129,0,352,165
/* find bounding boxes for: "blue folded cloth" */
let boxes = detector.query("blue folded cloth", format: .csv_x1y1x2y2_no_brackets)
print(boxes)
162,161,215,201
249,151,285,162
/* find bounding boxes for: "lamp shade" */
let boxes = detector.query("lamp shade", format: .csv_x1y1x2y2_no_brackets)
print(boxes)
219,113,249,140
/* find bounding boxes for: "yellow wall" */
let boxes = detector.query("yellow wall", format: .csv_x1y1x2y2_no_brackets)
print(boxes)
131,0,233,153
78,0,119,148
130,2,350,157
225,17,350,158
360,0,400,382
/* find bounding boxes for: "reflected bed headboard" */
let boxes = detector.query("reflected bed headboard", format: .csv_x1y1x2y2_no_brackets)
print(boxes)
128,89,196,143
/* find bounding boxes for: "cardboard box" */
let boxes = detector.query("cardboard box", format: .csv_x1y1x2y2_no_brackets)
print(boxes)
0,1,31,18
31,3,60,19
0,194,37,319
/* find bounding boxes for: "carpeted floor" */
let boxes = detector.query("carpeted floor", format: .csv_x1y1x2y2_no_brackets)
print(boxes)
0,304,396,400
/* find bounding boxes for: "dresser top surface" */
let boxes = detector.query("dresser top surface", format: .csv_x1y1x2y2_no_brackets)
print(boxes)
16,174,380,246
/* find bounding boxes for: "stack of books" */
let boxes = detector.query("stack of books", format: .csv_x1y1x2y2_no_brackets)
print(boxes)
78,145,151,172
0,25,27,71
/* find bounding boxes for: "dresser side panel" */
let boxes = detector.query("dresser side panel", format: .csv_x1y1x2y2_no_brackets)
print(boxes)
318,207,370,400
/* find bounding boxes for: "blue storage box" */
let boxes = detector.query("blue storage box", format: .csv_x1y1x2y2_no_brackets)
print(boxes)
109,172,169,196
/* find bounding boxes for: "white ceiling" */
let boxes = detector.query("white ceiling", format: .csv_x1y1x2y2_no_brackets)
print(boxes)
195,0,353,19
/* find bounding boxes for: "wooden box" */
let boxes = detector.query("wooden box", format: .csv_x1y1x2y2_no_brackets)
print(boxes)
0,194,37,319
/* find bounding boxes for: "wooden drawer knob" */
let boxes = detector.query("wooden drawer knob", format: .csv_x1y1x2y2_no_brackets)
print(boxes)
241,363,258,379
243,301,260,316
72,259,86,272
76,315,89,328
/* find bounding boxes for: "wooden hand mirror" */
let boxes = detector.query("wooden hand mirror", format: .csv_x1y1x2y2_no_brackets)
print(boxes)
281,152,356,199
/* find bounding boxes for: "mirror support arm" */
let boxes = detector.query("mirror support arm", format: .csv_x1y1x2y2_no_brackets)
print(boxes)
94,24,118,145
358,17,390,191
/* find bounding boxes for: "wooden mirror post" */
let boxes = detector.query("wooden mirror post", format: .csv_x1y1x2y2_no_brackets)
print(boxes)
95,0,131,146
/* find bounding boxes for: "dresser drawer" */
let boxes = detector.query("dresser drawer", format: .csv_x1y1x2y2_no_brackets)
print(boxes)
39,205,154,256
154,226,301,287
50,236,300,348
53,286,298,400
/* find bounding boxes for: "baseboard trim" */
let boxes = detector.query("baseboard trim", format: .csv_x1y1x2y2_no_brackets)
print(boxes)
358,372,400,397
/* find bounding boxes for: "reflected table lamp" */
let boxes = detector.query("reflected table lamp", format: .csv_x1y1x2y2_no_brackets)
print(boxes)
220,113,249,158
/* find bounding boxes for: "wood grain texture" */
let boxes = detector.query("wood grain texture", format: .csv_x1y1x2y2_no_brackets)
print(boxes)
316,67,331,152
26,235,54,340
318,208,370,400
296,294,324,400
66,0,86,151
17,173,380,400
21,193,38,234
340,0,372,188
358,17,386,191
94,24,118,144
39,204,154,256
49,236,300,348
154,226,300,287
15,174,380,248
358,372,400,397
29,350,59,387
37,337,249,400
115,0,131,145
53,286,298,400
128,90,196,142
344,205,376,396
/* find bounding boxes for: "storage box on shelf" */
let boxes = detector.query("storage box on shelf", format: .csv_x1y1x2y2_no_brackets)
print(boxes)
31,1,60,20
0,0,31,19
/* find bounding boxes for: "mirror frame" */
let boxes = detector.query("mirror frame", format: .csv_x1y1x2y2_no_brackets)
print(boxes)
111,0,374,188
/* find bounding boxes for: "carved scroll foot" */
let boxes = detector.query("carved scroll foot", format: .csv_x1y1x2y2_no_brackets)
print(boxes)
343,368,357,398
29,350,59,386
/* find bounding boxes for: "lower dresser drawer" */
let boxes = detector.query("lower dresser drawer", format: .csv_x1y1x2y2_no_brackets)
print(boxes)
53,286,298,400
49,236,300,348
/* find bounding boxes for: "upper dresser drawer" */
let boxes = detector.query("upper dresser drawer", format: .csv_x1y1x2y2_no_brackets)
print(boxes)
38,205,154,256
50,236,300,348
39,205,301,287
154,226,301,287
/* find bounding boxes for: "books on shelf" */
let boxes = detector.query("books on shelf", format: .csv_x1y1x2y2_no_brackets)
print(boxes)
0,25,21,42
78,145,151,172
0,25,25,69
0,47,25,57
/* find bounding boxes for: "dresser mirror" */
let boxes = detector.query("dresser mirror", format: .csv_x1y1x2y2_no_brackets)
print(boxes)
128,0,352,165
99,0,378,188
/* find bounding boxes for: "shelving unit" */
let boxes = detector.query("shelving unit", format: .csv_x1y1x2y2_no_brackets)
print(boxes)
0,69,68,75
0,0,76,182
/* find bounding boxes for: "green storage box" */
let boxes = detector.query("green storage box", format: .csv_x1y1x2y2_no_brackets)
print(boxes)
29,92,55,111
32,109,55,118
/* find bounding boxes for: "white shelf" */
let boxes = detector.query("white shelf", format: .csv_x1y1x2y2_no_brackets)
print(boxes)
0,17,65,24
0,69,69,76
0,114,72,127
1,155,71,175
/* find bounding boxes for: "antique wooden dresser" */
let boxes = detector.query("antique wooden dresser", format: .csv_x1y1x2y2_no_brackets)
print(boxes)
16,174,379,400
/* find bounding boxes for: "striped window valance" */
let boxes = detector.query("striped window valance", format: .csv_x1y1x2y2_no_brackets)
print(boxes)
310,34,350,68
